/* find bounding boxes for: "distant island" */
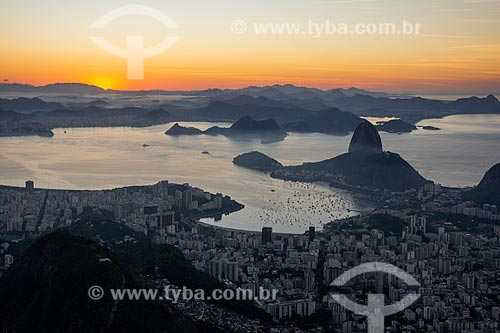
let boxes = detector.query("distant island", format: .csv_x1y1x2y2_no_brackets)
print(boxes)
376,119,417,133
0,124,54,138
165,123,203,135
233,151,283,172
421,125,441,131
165,116,288,143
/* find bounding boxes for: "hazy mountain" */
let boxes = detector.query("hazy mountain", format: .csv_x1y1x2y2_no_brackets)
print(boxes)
240,86,292,100
0,97,63,113
0,83,105,94
335,87,388,98
270,84,325,96
283,107,362,135
0,229,200,333
322,89,348,101
330,94,500,122
447,94,500,113
284,97,330,111
166,116,287,143
194,84,386,101
332,94,447,112
217,94,297,109
193,88,234,98
42,106,171,126
376,119,417,133
1,82,498,133
0,108,25,120
205,115,287,143
217,93,329,111
132,109,172,127
71,99,112,108
286,90,322,100
229,115,283,131
135,108,172,120
183,101,313,123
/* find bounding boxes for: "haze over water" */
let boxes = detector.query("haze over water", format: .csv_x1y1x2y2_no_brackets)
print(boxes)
1,114,500,233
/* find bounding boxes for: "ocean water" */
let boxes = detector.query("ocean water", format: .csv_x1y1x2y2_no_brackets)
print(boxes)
1,114,499,233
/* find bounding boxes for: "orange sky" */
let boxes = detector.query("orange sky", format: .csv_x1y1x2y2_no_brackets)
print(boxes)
1,0,500,94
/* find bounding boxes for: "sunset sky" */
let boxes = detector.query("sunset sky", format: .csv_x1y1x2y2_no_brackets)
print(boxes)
1,0,500,94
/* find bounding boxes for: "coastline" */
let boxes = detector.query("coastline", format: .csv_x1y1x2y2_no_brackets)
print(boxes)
195,218,311,236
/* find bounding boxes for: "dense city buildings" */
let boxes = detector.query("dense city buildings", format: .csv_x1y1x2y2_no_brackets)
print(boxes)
1,180,500,332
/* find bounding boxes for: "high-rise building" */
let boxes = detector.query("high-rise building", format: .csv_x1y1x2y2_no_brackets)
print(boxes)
182,190,192,210
157,211,175,235
262,227,273,245
405,215,427,235
222,260,239,282
305,270,315,293
25,180,34,194
308,226,315,243
208,259,222,280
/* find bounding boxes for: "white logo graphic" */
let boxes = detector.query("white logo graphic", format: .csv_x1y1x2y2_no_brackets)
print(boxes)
89,4,179,80
330,262,420,333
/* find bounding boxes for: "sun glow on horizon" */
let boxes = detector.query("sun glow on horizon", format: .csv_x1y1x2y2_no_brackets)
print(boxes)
89,76,117,90
1,0,500,94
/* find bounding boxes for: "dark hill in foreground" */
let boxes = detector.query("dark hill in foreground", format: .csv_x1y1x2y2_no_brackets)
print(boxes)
0,229,199,333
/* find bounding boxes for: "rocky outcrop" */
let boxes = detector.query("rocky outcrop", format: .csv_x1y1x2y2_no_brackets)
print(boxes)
270,120,429,191
377,119,417,133
233,151,283,172
164,123,203,135
229,115,283,132
165,116,287,143
464,163,500,206
348,120,383,153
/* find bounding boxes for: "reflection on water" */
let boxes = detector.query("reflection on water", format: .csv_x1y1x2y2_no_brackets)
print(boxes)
1,114,500,232
362,116,399,124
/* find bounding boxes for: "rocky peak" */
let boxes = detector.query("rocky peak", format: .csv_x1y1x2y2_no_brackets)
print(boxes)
348,120,383,153
477,163,500,190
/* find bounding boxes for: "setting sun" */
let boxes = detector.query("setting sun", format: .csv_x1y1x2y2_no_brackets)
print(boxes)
89,76,117,90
